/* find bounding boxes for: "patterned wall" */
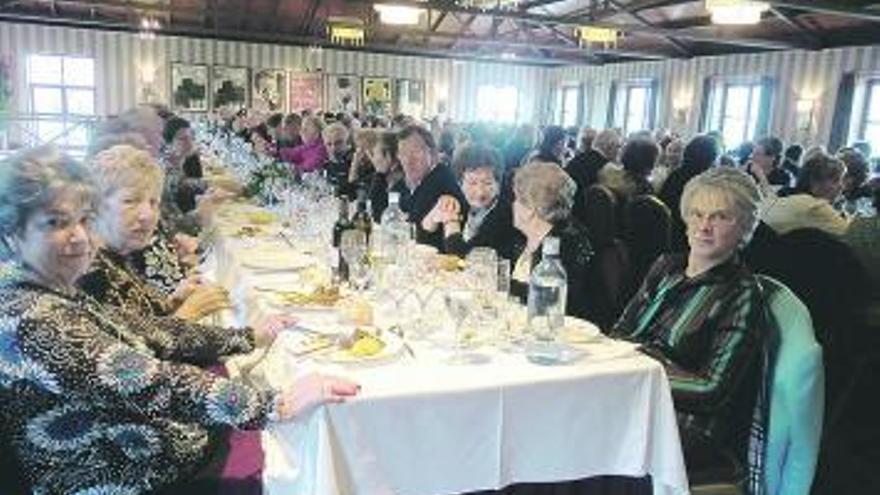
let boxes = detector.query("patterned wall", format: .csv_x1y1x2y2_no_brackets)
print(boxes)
551,45,880,146
0,21,552,123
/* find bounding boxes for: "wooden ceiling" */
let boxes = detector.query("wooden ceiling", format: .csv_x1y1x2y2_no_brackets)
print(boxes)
1,0,880,66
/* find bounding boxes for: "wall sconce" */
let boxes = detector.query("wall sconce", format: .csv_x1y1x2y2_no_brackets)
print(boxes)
672,96,691,127
138,61,159,103
796,98,815,132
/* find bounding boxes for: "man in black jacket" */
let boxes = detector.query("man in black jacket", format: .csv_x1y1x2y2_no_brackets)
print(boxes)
396,124,467,250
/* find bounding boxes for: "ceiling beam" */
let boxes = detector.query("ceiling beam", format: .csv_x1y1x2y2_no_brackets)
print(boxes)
0,11,583,66
389,26,669,60
607,0,692,57
519,0,569,10
430,10,446,31
769,7,824,49
767,1,880,23
300,0,320,36
371,0,803,50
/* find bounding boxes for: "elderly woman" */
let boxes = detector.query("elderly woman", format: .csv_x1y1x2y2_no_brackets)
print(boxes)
612,167,766,486
837,147,873,213
760,151,850,236
510,161,599,322
421,144,520,260
77,145,230,322
599,137,659,202
323,122,354,190
659,134,722,252
279,116,328,174
368,130,409,221
346,128,378,195
0,146,358,495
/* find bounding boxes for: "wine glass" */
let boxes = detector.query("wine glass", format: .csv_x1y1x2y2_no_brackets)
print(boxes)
340,229,367,286
444,289,478,364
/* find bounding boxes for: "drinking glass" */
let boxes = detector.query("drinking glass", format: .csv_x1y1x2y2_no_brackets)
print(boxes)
444,289,482,364
340,229,367,287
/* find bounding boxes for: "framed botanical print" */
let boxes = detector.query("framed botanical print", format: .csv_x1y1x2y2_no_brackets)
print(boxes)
253,68,287,113
289,72,324,112
170,63,208,112
212,65,249,111
326,75,360,113
363,77,393,116
395,79,425,117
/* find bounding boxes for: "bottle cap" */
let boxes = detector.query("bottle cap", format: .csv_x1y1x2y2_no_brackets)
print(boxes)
389,192,400,204
542,236,560,256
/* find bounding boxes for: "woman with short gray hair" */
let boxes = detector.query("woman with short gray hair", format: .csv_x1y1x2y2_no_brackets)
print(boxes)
0,146,358,495
612,166,767,488
78,144,230,322
510,161,599,321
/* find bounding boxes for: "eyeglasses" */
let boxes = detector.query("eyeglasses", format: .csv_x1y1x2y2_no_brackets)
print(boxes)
685,208,737,227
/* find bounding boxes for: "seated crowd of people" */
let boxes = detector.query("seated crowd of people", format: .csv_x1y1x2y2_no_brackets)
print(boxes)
0,101,877,495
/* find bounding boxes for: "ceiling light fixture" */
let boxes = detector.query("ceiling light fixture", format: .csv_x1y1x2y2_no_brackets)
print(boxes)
706,0,769,25
374,4,424,26
138,17,160,40
327,17,366,46
575,26,619,50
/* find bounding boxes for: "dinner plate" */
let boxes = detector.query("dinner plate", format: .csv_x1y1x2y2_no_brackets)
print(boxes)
240,249,316,271
315,327,404,366
560,316,602,347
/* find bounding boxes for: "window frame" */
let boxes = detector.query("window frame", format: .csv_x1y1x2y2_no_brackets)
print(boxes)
558,84,582,128
622,83,652,135
476,83,520,124
703,76,768,146
856,78,880,154
610,79,655,135
26,54,96,150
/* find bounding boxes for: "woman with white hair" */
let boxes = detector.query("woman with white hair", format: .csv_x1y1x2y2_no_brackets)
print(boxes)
510,161,599,321
78,145,230,322
612,167,767,488
0,146,359,494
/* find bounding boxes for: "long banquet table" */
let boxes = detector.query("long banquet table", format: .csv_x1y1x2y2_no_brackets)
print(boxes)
205,206,690,495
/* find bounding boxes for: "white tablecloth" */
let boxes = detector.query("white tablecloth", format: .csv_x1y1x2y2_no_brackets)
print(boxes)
207,231,690,495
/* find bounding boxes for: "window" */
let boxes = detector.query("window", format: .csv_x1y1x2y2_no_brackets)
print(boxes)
27,54,96,151
476,84,519,123
856,79,880,157
557,85,581,127
611,80,655,136
703,79,767,148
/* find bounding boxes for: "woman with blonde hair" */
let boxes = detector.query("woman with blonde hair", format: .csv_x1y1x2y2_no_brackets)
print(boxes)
78,144,229,321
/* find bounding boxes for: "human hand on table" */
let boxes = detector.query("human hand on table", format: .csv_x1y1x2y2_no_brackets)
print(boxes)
253,314,299,347
272,372,361,421
174,284,231,321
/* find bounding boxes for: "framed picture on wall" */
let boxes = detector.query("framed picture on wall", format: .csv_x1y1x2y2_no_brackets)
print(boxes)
289,72,324,112
170,63,209,112
212,65,249,111
394,79,424,118
363,77,393,116
253,68,287,113
326,75,360,113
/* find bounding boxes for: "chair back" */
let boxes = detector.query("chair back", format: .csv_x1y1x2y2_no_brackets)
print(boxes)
582,184,618,248
622,195,671,298
757,275,824,495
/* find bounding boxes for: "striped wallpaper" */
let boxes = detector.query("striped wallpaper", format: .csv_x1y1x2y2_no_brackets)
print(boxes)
1,19,878,147
0,21,552,123
551,45,880,146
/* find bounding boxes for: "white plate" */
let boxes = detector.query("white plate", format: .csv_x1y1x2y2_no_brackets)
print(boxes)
560,316,602,347
315,328,404,366
241,249,316,271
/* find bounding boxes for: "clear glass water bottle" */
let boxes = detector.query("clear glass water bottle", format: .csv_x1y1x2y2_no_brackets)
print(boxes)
379,192,409,263
526,236,568,364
